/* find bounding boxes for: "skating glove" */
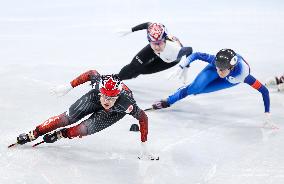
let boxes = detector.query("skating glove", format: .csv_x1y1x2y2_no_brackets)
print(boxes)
138,142,159,161
152,99,170,110
263,113,279,129
50,84,73,97
168,56,189,84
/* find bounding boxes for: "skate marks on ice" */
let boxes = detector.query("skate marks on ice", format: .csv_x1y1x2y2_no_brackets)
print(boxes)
136,130,219,184
137,107,283,184
136,113,224,184
2,140,141,184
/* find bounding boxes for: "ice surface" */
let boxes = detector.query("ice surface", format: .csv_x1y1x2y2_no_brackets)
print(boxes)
1,0,284,184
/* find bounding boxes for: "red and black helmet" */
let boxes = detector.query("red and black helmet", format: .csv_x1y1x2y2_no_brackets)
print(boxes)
99,75,122,97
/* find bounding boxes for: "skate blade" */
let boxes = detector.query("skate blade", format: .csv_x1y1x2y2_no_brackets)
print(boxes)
8,143,18,148
32,141,45,147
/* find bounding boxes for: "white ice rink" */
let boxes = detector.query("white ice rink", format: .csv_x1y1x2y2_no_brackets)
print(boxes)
0,0,284,183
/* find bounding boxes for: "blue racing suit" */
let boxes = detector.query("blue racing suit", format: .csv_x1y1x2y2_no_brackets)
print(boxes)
167,52,270,112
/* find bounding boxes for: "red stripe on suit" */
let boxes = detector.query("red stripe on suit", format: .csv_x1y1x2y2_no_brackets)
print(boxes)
251,80,262,90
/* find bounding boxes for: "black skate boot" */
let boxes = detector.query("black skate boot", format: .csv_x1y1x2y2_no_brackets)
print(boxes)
17,130,38,145
43,128,68,143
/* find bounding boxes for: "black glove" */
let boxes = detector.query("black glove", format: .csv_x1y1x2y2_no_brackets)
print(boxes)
152,99,170,110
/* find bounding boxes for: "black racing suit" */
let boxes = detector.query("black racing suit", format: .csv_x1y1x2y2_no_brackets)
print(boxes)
34,70,148,142
117,22,193,80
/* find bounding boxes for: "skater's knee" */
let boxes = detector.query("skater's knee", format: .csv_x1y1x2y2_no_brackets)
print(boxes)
78,119,97,135
66,123,88,138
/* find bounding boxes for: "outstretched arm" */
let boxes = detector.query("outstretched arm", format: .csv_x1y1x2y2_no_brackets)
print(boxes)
116,22,151,37
244,74,279,129
131,22,151,32
127,102,148,142
50,70,100,97
130,105,159,160
138,110,148,142
179,52,216,68
130,105,148,142
177,47,193,60
70,70,100,88
244,74,270,113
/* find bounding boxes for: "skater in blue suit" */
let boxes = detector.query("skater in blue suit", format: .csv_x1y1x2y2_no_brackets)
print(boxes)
152,49,278,129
